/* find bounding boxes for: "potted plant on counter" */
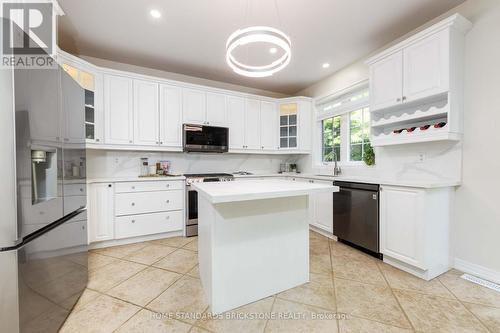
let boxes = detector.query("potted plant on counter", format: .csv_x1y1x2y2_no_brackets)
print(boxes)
363,143,375,166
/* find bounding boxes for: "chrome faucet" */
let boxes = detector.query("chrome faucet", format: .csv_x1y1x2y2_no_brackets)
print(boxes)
333,150,342,176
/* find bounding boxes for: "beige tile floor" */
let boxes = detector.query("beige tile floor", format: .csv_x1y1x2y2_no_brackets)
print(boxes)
58,231,500,333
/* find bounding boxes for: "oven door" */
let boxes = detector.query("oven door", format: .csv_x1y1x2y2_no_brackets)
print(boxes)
186,186,198,237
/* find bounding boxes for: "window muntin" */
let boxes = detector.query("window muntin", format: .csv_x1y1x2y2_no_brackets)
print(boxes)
349,107,370,161
280,103,298,148
322,116,341,162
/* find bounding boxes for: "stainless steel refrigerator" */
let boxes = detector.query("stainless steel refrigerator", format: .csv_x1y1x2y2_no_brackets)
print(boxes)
0,61,88,331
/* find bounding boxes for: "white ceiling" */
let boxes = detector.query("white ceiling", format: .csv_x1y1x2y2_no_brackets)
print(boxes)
57,0,465,95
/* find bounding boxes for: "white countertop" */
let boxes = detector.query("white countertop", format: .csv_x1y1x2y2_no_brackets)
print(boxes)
87,175,185,184
233,173,461,189
192,179,339,204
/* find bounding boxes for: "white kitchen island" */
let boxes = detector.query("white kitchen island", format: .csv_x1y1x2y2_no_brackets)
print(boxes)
191,179,338,314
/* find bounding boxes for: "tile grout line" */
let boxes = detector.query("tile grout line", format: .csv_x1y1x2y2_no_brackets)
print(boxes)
437,277,493,333
374,256,417,332
106,245,200,332
262,295,277,333
328,239,341,333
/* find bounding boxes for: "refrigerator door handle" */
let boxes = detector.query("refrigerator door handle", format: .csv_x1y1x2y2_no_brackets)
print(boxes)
0,207,86,252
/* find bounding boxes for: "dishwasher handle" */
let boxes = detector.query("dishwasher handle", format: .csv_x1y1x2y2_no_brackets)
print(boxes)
333,181,379,192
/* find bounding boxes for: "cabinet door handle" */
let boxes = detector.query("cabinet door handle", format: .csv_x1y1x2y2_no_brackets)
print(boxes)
96,138,100,142
108,184,112,188
79,188,83,192
131,186,135,189
131,220,136,223
402,96,407,101
166,184,170,188
129,140,133,143
131,202,135,206
166,216,170,220
166,200,170,203
160,142,163,145
396,98,401,102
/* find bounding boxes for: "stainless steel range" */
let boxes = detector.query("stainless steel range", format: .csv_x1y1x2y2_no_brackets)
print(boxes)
184,173,234,236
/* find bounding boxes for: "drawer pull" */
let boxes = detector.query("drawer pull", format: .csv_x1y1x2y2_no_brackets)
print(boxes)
131,220,136,223
80,188,83,192
166,200,170,203
166,216,170,220
131,186,135,189
166,184,170,188
131,202,135,206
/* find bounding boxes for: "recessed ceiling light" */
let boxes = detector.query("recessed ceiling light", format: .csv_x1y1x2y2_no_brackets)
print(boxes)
269,47,278,54
322,63,330,69
150,9,161,19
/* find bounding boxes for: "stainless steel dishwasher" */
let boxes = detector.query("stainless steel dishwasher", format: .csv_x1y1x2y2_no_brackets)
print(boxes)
333,181,381,258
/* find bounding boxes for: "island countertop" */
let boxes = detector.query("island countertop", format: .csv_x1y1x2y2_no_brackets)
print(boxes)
191,179,339,204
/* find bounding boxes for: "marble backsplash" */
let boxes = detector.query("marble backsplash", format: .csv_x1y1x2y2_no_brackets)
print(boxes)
86,149,301,179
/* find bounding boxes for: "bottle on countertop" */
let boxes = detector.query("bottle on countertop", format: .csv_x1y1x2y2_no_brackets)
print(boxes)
140,157,149,176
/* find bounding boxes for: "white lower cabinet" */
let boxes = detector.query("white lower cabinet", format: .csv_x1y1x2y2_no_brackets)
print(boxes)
88,183,115,242
288,177,333,233
115,190,183,216
311,180,334,233
115,210,183,239
380,185,453,280
88,180,185,245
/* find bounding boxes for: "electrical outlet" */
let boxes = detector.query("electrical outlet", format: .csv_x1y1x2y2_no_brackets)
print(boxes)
417,153,425,163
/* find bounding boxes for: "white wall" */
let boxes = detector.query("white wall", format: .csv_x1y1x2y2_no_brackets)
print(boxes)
296,0,500,278
86,150,300,180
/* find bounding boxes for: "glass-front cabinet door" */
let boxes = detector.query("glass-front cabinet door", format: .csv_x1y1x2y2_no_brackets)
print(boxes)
279,103,298,149
62,63,98,143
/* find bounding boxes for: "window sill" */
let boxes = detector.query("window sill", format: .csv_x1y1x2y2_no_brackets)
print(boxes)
315,161,371,169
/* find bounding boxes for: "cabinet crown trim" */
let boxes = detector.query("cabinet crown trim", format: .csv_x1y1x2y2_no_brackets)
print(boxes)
365,14,472,65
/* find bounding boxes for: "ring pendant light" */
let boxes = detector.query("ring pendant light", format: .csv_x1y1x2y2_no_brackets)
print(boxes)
225,26,291,77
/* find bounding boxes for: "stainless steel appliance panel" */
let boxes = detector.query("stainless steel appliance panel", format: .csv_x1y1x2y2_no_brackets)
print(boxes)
183,124,229,153
333,181,380,255
17,209,87,333
0,48,88,333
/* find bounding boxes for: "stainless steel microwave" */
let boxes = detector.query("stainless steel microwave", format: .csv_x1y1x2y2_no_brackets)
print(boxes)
183,124,229,153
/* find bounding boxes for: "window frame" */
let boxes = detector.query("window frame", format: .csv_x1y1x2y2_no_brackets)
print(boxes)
348,107,371,164
314,82,370,167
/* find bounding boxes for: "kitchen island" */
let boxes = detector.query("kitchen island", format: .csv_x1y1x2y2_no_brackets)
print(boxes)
191,179,338,313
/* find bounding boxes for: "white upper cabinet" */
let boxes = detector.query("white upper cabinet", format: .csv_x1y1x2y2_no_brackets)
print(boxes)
206,92,227,127
183,88,206,125
59,51,103,144
104,74,134,145
370,34,449,112
160,84,182,147
61,71,85,144
244,98,261,150
227,95,245,149
403,30,449,103
370,51,403,111
367,14,472,146
133,79,159,146
260,101,277,150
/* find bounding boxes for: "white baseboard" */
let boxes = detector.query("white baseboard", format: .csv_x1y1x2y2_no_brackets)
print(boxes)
89,230,184,250
454,258,500,284
309,224,336,240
